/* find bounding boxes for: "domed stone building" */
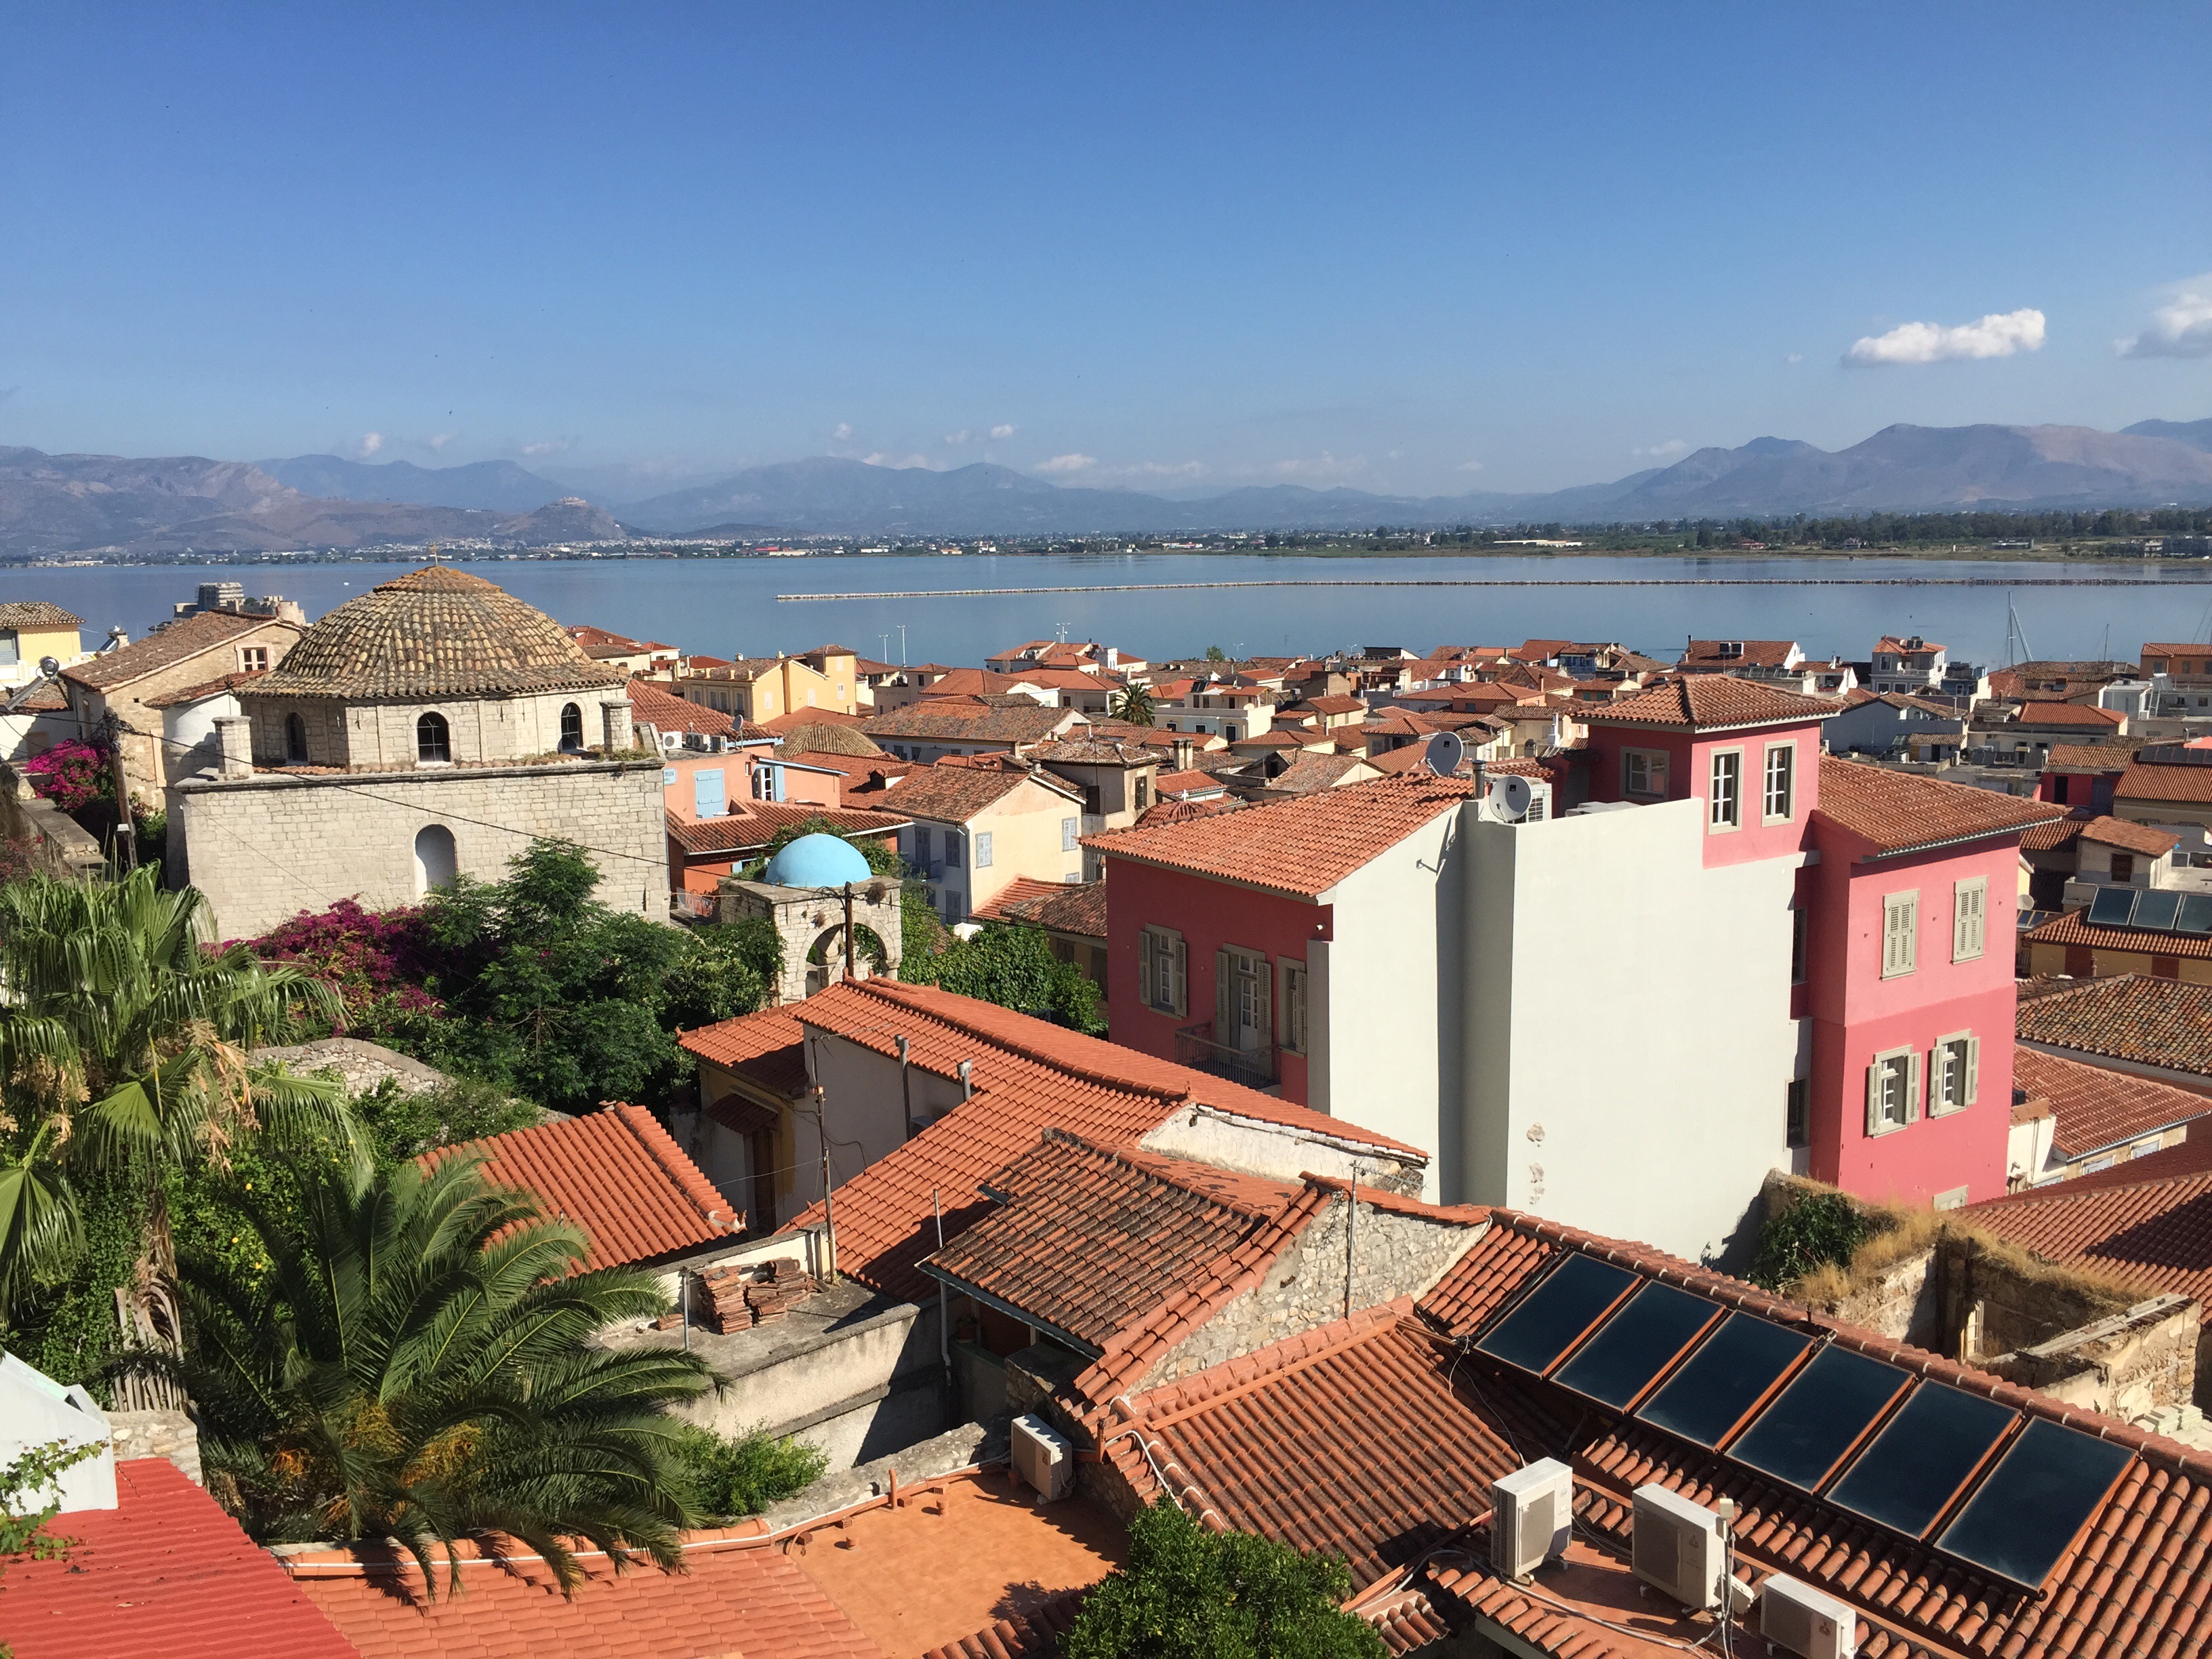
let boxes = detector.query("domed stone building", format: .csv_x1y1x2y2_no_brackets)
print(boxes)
167,565,664,938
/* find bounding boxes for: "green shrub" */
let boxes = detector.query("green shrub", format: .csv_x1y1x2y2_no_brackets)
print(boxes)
669,1423,827,1521
1748,1191,1874,1291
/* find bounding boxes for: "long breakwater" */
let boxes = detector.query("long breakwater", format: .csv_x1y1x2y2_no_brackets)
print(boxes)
777,575,2201,601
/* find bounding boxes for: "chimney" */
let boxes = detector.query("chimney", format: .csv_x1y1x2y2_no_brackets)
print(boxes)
1172,736,1195,771
602,699,634,752
215,716,252,779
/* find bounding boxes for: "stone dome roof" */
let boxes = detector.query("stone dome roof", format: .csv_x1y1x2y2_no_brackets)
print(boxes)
762,833,874,889
247,565,626,701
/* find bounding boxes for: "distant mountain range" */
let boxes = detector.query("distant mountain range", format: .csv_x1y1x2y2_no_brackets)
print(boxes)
1,416,2208,555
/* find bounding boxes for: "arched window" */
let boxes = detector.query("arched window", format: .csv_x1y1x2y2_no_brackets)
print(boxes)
412,823,457,896
416,711,450,763
284,712,308,763
559,702,583,752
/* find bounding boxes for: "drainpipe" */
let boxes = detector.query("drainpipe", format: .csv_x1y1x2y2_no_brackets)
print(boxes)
897,1035,914,1139
935,1187,950,1385
1344,1159,1359,1320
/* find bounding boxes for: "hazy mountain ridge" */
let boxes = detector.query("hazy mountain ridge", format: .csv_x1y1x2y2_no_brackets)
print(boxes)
255,453,569,513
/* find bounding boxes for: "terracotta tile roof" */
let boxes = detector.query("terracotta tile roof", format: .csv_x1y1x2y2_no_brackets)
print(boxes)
1583,674,1837,731
1969,1158,2212,1315
0,600,85,630
769,980,1422,1302
863,703,1082,743
1086,773,1479,901
422,1102,737,1268
758,707,869,731
666,800,909,858
251,566,622,701
1132,798,1242,826
2017,974,2212,1079
916,667,1027,698
2017,1048,2212,1158
3,1457,361,1659
287,1528,885,1659
143,668,270,709
1004,878,1105,937
62,608,285,692
920,1592,1084,1659
922,1131,1297,1355
2116,760,2212,804
682,1004,811,1101
628,676,737,737
967,875,1070,924
2045,743,2141,771
566,623,672,658
2024,906,2212,962
1025,739,1156,765
773,719,886,758
1876,635,1946,654
1815,754,2065,855
2080,815,2182,855
1681,638,1800,668
2017,699,2127,727
9,680,67,712
1152,767,1224,796
874,758,1075,823
1298,694,1369,716
2020,813,2092,852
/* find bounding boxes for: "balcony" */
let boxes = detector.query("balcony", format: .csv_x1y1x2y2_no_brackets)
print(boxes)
1174,1021,1277,1089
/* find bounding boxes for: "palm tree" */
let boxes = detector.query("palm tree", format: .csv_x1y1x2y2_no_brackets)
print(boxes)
1111,682,1157,726
0,867,354,1322
150,1153,716,1593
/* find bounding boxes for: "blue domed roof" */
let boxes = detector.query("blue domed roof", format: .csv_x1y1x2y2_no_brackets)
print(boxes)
762,832,873,889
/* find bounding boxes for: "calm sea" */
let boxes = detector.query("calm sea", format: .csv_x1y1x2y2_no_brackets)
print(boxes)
16,553,2212,670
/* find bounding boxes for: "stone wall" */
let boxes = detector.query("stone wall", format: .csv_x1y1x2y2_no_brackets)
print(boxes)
246,689,632,771
106,1409,202,1485
719,877,905,1004
250,1037,449,1098
1133,1197,1482,1395
171,758,664,938
1982,1294,2200,1420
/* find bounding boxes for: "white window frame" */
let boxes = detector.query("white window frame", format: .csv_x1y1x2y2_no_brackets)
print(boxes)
1951,876,1988,962
1062,816,1078,851
1929,1030,1979,1115
1278,958,1309,1056
1708,747,1743,832
972,830,992,869
1138,925,1187,1018
1866,1044,1920,1135
1761,740,1796,824
1881,890,1919,979
1622,747,1671,799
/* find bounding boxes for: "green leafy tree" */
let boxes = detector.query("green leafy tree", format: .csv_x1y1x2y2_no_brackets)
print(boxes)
903,924,1103,1033
0,867,352,1327
1748,1191,1875,1292
1063,1498,1387,1659
128,1152,717,1595
1110,684,1157,726
1204,644,1229,662
669,1423,827,1521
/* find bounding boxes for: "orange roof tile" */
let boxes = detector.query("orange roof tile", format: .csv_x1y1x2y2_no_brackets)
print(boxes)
1680,638,1801,668
1815,754,2065,855
1970,1155,2212,1315
1584,674,1836,731
2117,760,2212,804
2079,815,2181,855
682,1004,811,1101
2018,700,2126,727
667,800,909,857
422,1103,737,1269
966,875,1069,924
872,758,1076,823
1086,773,1478,900
2026,906,2212,962
287,1529,885,1659
2021,813,2093,852
2016,1048,2212,1158
3,1458,361,1659
628,677,737,738
2015,974,2212,1079
2045,742,2142,771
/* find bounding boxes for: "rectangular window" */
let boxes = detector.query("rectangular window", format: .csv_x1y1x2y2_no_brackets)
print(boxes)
1622,748,1670,798
239,645,270,672
1134,775,1151,810
1952,877,1987,962
1866,1047,1919,1134
1786,1078,1809,1149
1881,890,1918,979
1279,960,1309,1055
972,831,991,868
2110,853,2136,885
1930,1032,1979,1115
0,634,19,668
1790,907,1807,985
1138,926,1187,1017
1708,750,1742,830
1763,743,1795,822
1062,816,1078,851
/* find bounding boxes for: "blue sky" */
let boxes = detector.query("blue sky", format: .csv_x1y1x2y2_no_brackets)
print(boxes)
3,3,2207,498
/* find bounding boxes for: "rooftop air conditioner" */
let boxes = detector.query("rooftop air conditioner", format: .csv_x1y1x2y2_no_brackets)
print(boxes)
1010,1412,1073,1501
1761,1575,1858,1659
1481,774,1553,824
1490,1458,1574,1579
1631,1484,1723,1612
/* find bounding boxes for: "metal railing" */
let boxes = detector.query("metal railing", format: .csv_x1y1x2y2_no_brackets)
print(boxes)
1174,1020,1277,1088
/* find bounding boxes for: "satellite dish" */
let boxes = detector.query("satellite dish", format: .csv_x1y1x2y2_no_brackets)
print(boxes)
1422,730,1466,776
1486,773,1534,820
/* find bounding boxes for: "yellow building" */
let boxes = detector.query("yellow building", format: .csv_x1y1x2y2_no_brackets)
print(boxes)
679,647,857,722
0,601,89,687
870,756,1085,923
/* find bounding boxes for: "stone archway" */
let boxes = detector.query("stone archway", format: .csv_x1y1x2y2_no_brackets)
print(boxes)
716,875,905,1005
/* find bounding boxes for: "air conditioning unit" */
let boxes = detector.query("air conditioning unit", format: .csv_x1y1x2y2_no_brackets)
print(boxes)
1490,1458,1574,1579
1010,1412,1073,1501
1761,1575,1857,1659
1481,774,1553,824
1631,1484,1722,1611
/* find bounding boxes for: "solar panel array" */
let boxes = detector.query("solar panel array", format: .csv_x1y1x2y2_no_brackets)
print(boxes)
1471,1250,2136,1591
2085,884,2212,937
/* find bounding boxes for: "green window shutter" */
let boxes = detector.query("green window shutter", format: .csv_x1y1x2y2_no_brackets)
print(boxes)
1139,930,1155,1008
1907,1051,1923,1124
1866,1061,1883,1136
1215,949,1233,1038
1171,937,1187,1017
1965,1036,1981,1105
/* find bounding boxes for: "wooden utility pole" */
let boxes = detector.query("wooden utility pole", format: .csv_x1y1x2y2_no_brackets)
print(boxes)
103,715,136,873
842,882,857,981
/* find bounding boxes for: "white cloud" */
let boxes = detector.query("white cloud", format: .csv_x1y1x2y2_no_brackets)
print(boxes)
2117,277,2212,359
1784,353,1805,365
1456,459,1485,474
1633,439,1689,459
1269,452,1366,482
832,422,853,441
1844,308,2045,366
518,437,573,457
1036,453,1097,474
861,451,937,470
356,431,384,458
428,431,457,453
989,424,1016,439
1132,460,1205,478
942,429,970,445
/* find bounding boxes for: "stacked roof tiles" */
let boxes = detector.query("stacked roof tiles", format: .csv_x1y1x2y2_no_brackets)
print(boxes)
1816,754,2066,855
2015,974,2212,1082
1582,674,1838,730
2015,1047,2211,1160
665,798,909,857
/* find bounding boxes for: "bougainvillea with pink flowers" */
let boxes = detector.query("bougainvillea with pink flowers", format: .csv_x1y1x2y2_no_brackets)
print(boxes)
21,739,112,813
235,898,447,1033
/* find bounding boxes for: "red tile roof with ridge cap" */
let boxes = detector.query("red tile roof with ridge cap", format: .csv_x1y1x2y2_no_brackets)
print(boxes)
61,609,292,691
1086,772,1479,899
2017,700,2127,727
1814,754,2065,855
628,676,737,738
2016,1047,2212,1158
2025,907,2212,962
3,1456,362,1659
2116,760,2212,805
421,1102,738,1268
1582,674,1837,731
2015,974,2212,1079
